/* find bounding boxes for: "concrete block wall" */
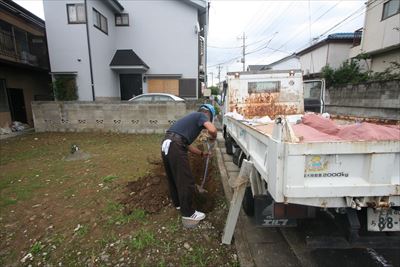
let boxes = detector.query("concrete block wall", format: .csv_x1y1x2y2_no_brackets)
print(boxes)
32,101,187,133
325,79,400,120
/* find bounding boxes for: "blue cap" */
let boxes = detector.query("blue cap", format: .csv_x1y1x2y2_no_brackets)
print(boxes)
200,104,216,122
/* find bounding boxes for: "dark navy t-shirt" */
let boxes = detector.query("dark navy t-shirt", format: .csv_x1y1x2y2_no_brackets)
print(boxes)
168,112,208,144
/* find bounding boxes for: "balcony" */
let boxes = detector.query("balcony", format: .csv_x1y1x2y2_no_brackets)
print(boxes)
0,27,49,70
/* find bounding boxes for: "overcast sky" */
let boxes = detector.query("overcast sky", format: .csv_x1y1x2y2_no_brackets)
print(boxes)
207,0,367,85
13,0,367,86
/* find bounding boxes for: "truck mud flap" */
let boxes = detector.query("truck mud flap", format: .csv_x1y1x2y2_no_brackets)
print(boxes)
254,194,297,227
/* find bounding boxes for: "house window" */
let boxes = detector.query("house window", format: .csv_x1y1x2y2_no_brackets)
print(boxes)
93,9,108,34
115,13,129,26
67,4,86,24
248,81,280,94
382,0,400,20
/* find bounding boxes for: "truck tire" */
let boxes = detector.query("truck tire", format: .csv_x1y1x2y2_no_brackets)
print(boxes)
233,147,241,166
238,152,246,168
225,136,233,155
223,126,227,140
242,186,255,216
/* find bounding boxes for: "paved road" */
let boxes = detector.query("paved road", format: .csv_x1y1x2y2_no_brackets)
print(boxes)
215,132,399,267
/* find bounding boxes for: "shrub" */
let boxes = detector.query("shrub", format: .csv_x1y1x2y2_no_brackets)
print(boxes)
53,75,78,101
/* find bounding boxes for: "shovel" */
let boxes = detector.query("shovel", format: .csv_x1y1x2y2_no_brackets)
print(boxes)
196,141,214,194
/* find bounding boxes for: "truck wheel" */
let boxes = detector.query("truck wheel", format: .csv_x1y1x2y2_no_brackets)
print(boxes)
225,136,233,155
233,147,241,166
223,126,227,140
238,152,246,168
242,186,255,216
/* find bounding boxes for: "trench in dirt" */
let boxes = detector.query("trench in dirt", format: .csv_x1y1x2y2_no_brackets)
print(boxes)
120,152,217,215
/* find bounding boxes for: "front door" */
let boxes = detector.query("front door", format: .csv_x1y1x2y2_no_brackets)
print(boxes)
7,88,27,123
120,74,142,100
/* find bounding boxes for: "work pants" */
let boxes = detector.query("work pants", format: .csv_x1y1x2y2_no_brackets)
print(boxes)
161,137,195,217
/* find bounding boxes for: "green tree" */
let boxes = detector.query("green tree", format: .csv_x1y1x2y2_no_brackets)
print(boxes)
322,60,368,88
208,86,220,95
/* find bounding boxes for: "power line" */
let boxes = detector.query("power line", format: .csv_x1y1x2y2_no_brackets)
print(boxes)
254,0,362,64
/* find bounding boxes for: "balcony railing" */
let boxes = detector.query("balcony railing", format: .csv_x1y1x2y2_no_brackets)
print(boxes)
0,28,48,69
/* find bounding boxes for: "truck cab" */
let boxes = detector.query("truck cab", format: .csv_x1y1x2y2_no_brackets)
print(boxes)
220,70,326,120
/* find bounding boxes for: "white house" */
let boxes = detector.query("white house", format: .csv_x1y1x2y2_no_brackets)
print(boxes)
43,0,208,101
350,0,400,72
296,33,358,79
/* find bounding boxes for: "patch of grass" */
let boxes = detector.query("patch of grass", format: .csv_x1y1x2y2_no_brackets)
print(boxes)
1,198,17,207
75,225,88,236
129,229,156,250
51,233,65,247
102,175,118,183
0,146,50,165
106,201,147,225
181,246,211,267
30,241,43,255
63,187,76,198
166,215,180,233
0,178,43,209
99,232,118,248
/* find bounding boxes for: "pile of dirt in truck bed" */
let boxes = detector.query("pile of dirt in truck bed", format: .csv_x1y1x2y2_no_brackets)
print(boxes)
121,151,218,215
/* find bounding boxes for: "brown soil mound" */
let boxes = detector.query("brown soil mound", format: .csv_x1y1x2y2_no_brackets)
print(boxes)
120,160,170,214
121,149,218,215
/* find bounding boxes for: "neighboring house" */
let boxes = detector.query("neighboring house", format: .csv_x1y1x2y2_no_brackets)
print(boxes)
350,0,400,72
247,54,300,72
296,33,360,79
43,0,208,101
247,64,270,72
0,0,52,127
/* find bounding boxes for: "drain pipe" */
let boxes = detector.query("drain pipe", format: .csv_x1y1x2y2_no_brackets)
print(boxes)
84,0,95,101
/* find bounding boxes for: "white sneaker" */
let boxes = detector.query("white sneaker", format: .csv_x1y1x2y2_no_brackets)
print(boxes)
182,211,205,221
176,206,181,210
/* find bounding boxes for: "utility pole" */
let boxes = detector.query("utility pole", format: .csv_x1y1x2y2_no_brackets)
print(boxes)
217,64,222,91
238,32,247,71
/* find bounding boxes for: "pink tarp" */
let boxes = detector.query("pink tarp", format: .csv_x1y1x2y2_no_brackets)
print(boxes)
296,113,400,142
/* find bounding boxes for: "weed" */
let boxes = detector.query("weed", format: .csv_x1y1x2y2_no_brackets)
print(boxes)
157,259,167,267
52,234,65,247
99,232,118,248
106,201,147,225
30,242,43,255
181,246,211,267
2,198,17,207
166,215,180,233
76,225,88,236
129,229,156,250
102,175,118,183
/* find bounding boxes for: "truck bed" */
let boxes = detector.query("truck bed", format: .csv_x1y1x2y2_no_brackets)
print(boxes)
224,116,400,208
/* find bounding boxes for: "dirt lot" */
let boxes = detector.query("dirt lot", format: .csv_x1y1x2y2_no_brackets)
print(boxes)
0,132,238,266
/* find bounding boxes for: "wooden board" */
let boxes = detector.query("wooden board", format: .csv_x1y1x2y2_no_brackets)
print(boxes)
147,79,179,96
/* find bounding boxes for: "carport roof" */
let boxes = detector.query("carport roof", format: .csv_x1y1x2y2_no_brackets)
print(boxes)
109,49,149,70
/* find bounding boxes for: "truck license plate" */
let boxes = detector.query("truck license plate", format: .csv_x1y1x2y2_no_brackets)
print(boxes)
367,208,400,232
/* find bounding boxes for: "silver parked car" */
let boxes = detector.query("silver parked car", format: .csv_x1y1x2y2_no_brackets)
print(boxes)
128,93,185,103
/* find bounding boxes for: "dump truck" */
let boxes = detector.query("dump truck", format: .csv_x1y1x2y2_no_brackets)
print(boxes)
221,70,400,248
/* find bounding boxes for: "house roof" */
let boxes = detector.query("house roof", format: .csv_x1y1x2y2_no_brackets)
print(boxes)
183,0,208,11
267,53,298,67
110,49,149,69
0,0,45,28
107,0,124,12
296,32,357,56
109,0,207,12
247,65,271,71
